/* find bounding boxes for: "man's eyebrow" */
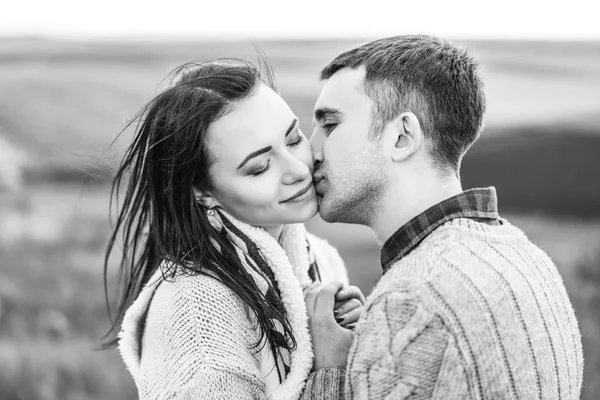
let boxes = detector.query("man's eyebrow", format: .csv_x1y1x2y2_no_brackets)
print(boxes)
237,146,272,170
314,107,342,121
285,118,299,137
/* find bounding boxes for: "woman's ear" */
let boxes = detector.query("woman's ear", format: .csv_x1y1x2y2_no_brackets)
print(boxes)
389,112,423,163
193,188,216,208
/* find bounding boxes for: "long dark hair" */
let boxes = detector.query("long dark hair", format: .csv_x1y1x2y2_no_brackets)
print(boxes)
101,59,296,364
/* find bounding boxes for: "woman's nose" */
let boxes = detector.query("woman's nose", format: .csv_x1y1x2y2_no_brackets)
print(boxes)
282,154,310,185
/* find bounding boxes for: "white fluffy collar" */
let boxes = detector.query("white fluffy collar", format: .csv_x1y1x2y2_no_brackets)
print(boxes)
119,211,314,400
211,210,314,400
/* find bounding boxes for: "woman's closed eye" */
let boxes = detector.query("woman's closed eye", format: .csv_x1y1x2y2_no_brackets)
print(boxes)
286,130,305,147
251,160,271,177
250,129,304,177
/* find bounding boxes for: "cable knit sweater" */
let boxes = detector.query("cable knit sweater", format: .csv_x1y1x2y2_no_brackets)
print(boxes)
118,214,348,400
304,218,583,399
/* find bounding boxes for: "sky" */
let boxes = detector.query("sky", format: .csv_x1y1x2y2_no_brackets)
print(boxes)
2,0,599,41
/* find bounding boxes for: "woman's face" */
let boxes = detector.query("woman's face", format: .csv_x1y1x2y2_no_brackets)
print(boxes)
206,84,318,227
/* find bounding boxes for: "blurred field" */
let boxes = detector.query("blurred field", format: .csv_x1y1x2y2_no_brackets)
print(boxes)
1,38,599,399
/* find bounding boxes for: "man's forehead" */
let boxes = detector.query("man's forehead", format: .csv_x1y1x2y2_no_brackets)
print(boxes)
315,66,366,110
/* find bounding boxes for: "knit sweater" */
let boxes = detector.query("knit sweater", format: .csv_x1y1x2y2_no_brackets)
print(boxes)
119,214,348,400
305,218,583,399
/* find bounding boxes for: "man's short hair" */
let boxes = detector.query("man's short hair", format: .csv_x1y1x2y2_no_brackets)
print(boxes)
320,35,486,172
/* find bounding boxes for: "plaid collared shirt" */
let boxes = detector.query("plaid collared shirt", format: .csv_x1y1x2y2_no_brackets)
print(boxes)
381,187,500,273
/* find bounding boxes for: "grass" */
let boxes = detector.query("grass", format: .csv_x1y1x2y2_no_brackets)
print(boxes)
572,250,600,397
0,186,134,400
0,339,135,400
463,127,600,218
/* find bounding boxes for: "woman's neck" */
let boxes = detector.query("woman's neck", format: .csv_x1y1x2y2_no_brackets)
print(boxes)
264,225,284,242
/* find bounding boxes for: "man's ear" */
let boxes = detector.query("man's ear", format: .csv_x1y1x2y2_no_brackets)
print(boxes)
389,112,423,162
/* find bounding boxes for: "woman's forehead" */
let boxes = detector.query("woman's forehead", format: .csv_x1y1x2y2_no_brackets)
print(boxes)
206,85,295,167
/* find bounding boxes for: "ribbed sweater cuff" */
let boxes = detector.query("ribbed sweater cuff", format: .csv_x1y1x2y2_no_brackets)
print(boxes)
302,368,345,400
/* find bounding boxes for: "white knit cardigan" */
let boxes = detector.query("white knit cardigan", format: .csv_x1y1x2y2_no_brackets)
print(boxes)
119,213,348,400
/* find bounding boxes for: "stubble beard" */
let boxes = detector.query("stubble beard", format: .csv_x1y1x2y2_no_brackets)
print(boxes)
318,148,386,226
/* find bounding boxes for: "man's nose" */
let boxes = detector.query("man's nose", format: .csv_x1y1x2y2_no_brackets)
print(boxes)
309,130,325,170
313,153,323,172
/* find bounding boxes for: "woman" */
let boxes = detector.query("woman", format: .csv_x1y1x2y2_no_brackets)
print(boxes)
103,59,364,399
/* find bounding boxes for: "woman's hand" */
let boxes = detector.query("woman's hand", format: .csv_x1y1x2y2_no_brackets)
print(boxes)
304,282,355,371
333,285,366,329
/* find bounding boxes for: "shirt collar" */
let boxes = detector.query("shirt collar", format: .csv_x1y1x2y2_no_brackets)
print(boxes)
380,187,500,274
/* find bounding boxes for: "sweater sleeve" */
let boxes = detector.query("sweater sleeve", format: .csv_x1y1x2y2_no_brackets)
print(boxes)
300,368,346,400
345,291,472,400
136,274,267,400
174,365,266,400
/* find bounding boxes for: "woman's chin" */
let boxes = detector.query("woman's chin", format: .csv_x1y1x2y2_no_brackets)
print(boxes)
285,195,319,224
304,196,320,221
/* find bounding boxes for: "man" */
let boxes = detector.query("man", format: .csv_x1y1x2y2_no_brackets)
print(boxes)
302,35,583,399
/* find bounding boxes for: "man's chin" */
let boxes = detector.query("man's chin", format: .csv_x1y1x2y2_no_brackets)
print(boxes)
315,192,324,209
316,195,337,223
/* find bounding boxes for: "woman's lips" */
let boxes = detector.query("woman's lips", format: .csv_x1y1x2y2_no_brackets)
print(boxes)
280,181,314,203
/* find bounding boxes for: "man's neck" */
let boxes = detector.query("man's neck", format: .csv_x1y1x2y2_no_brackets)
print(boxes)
369,173,463,245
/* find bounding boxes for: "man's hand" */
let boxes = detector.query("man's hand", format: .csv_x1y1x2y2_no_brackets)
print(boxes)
334,285,366,329
304,282,355,371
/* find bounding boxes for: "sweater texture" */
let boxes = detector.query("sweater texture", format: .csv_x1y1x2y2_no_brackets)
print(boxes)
342,217,583,399
119,210,348,400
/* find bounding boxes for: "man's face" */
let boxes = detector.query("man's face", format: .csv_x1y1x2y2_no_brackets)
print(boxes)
310,67,387,224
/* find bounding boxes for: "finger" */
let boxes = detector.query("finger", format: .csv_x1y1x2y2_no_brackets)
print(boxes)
334,298,362,316
336,307,362,326
303,281,321,294
304,286,321,316
314,281,345,318
334,285,366,305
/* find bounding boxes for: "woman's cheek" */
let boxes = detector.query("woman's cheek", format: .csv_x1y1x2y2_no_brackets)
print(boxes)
243,176,280,206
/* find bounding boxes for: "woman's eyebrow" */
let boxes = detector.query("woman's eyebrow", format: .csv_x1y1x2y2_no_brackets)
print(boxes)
237,146,272,170
285,118,299,137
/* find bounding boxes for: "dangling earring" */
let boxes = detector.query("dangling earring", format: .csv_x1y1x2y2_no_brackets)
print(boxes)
205,205,222,230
